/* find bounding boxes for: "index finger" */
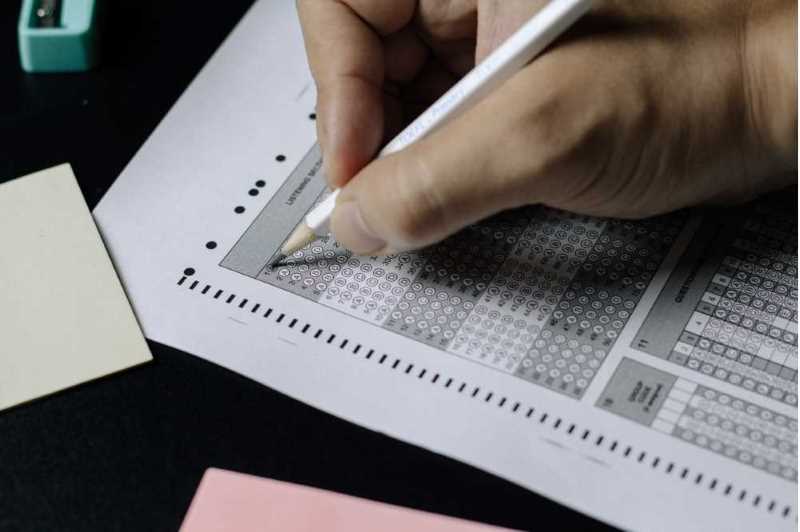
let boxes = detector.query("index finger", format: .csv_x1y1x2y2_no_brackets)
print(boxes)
296,0,415,187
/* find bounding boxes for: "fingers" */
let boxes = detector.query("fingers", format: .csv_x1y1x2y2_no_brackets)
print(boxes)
330,73,538,255
338,0,416,36
383,28,429,83
330,37,620,255
296,0,419,188
296,0,384,187
416,0,478,76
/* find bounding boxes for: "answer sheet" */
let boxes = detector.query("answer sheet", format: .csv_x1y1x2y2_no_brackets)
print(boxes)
94,2,798,530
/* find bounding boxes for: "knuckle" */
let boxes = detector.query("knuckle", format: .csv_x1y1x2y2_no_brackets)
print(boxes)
510,68,623,205
343,0,416,35
417,1,476,40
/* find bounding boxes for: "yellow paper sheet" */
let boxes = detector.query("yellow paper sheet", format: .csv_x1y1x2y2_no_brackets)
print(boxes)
0,164,151,411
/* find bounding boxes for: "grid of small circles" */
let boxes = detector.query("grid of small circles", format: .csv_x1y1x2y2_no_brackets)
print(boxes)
686,337,797,405
258,204,684,399
383,280,477,349
451,305,543,372
261,238,351,298
382,231,513,349
726,255,797,313
515,215,683,397
677,387,797,481
680,213,798,405
714,256,797,349
448,209,600,371
324,254,424,324
518,208,605,277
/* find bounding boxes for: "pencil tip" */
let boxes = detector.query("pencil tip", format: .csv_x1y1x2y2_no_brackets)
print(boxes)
268,253,287,268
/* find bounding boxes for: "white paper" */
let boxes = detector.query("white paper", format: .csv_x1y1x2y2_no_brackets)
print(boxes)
93,2,798,530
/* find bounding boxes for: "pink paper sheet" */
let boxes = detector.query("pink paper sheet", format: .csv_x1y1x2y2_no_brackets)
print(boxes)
180,469,518,532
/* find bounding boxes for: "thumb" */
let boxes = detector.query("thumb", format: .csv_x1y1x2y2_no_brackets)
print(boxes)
330,96,528,255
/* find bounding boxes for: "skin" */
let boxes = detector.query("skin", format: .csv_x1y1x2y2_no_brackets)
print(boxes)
296,0,797,255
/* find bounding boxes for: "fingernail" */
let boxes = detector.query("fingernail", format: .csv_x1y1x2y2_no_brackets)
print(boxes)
321,151,345,189
319,146,337,188
322,115,343,186
332,201,386,255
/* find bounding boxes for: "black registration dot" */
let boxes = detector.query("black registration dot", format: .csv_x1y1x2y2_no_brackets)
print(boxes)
248,189,259,196
184,267,196,276
206,241,217,250
275,154,286,162
234,206,245,213
255,180,266,188
309,113,316,120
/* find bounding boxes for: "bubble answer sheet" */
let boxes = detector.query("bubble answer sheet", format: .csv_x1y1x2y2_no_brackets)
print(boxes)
93,2,798,531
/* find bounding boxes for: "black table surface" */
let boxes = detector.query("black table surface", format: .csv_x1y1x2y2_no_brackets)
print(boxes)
0,2,617,530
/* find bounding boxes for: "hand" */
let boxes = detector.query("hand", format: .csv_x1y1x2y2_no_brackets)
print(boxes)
297,0,797,255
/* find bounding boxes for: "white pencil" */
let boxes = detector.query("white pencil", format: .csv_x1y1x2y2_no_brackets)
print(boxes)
271,0,592,266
